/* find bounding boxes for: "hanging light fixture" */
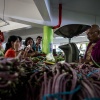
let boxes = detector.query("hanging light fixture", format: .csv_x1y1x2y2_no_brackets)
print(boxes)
0,0,9,27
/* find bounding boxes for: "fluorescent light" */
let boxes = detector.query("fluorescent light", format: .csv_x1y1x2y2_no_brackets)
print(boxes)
55,37,63,39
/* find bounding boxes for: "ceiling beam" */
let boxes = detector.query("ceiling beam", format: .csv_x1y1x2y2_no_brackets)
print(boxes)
8,17,43,28
34,0,51,21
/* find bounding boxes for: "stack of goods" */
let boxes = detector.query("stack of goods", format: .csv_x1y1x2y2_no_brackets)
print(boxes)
0,57,38,100
0,57,100,100
31,56,46,63
54,55,65,62
28,63,100,100
31,54,65,65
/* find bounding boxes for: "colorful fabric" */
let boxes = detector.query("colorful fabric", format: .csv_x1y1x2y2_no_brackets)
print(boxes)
86,43,96,61
5,48,16,58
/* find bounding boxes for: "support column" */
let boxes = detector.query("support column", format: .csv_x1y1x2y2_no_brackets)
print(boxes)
42,26,53,54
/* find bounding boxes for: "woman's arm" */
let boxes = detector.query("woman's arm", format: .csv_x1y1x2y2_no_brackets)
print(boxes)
26,51,38,57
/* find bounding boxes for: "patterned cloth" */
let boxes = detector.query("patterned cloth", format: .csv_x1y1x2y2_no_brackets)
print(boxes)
86,43,96,65
86,43,96,60
84,39,100,65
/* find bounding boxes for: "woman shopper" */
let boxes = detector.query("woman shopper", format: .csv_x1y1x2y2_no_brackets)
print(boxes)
4,35,21,58
24,37,38,57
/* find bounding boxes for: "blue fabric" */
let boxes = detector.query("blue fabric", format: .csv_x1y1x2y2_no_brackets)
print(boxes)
33,44,41,52
43,85,81,100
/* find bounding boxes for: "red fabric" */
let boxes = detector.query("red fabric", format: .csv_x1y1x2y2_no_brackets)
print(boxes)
5,48,16,58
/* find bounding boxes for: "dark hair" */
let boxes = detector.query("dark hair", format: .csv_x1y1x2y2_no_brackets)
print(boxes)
36,36,42,40
4,35,18,54
24,37,34,46
17,36,22,42
91,24,100,34
91,24,99,29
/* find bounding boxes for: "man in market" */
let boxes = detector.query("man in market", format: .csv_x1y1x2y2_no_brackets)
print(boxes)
34,36,42,52
81,24,100,66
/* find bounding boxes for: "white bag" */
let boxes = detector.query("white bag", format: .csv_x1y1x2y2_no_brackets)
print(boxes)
46,53,55,62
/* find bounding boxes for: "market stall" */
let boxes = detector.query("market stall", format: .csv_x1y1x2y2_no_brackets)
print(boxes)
0,24,100,100
0,57,100,100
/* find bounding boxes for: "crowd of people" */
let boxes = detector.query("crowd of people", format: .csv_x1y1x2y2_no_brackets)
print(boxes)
0,35,42,58
0,24,100,67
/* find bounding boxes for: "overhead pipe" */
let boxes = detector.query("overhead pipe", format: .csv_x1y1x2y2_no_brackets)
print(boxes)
52,4,62,29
